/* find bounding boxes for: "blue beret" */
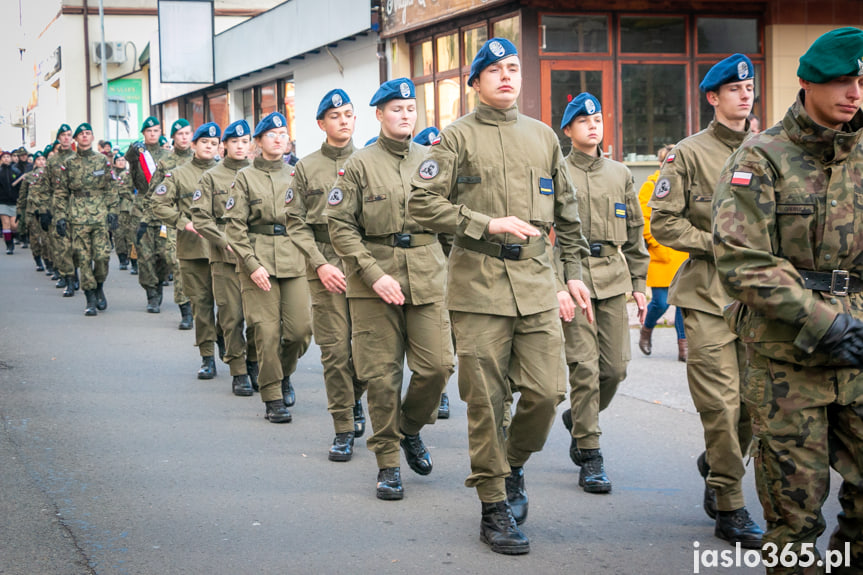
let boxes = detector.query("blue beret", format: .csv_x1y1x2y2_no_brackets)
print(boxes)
254,112,288,138
560,93,602,130
798,27,863,83
222,119,250,141
365,136,378,147
193,122,221,141
369,78,415,107
171,119,191,137
413,126,440,146
468,38,519,86
699,54,754,93
317,89,351,120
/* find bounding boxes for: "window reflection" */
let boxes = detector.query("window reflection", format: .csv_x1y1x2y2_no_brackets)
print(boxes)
620,17,685,54
621,64,686,158
438,78,460,129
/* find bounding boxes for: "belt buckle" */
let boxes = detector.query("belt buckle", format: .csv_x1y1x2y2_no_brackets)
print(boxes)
831,269,850,296
500,244,522,260
394,233,412,248
590,243,602,257
273,224,286,236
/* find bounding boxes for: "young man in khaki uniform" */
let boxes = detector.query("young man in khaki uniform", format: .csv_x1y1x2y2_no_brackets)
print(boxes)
326,78,453,499
558,93,649,494
409,38,592,555
285,89,368,461
152,122,220,380
648,53,763,548
192,119,258,397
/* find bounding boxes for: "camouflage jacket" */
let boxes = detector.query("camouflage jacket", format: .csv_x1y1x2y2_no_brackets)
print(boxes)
26,166,52,215
48,148,76,213
16,167,45,216
191,157,249,265
53,148,118,225
713,91,863,377
113,168,135,213
140,147,193,225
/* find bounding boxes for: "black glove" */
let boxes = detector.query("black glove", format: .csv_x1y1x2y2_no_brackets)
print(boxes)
107,213,119,231
55,218,67,238
136,222,148,244
133,140,144,153
39,211,52,232
817,313,863,366
15,211,21,224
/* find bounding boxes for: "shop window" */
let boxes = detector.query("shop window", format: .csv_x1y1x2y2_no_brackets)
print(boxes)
620,16,686,54
413,40,433,77
281,80,296,142
438,78,461,129
188,95,205,128
260,82,277,117
463,75,478,115
416,82,435,132
208,92,229,128
493,15,520,46
697,62,762,131
697,17,759,54
541,15,609,54
621,64,687,159
242,88,254,127
463,26,488,66
437,33,458,72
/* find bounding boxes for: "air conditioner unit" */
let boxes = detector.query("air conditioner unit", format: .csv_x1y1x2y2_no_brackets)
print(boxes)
92,41,127,65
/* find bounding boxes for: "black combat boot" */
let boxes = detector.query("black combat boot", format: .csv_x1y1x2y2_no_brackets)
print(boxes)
118,253,128,270
130,258,138,275
146,287,161,313
216,333,226,361
20,235,28,249
715,507,764,549
157,283,163,306
72,269,79,291
438,392,450,419
246,360,259,392
83,290,98,316
44,259,53,275
328,432,355,462
353,399,366,438
63,276,75,297
265,399,292,423
55,275,66,288
561,409,582,466
197,356,216,380
281,377,295,407
376,467,403,500
400,432,432,475
480,501,530,555
231,374,253,397
505,466,528,525
577,449,612,494
697,451,717,520
95,282,107,311
178,302,193,330
34,255,44,271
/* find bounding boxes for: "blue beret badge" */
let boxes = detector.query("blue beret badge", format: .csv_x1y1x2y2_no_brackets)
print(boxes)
489,40,506,58
419,159,439,180
328,188,344,206
236,125,244,136
209,125,217,137
400,82,411,98
332,93,343,108
585,99,596,114
273,116,283,128
737,60,749,80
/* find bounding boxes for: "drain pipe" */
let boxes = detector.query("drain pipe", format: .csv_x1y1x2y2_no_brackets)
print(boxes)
83,0,91,122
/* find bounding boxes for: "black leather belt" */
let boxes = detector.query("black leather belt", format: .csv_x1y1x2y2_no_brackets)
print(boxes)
248,224,287,236
589,243,618,257
365,232,436,248
800,269,863,296
454,236,546,260
310,224,330,243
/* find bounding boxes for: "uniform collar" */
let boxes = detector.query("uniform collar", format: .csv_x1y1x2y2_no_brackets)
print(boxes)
76,148,96,157
174,146,193,159
784,90,863,165
253,155,285,172
191,156,217,169
144,143,161,155
222,157,249,171
475,102,519,125
567,147,603,171
377,133,411,159
321,139,354,161
708,119,749,149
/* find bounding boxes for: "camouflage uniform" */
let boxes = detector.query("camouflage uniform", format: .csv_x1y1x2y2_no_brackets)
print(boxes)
16,168,47,260
113,167,135,262
26,166,54,264
126,142,169,290
714,93,863,573
48,148,77,278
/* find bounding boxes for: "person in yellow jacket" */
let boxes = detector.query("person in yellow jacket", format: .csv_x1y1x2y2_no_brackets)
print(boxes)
637,145,688,361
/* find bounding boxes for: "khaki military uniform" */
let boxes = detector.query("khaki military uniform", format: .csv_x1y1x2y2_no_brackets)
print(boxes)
48,148,77,277
17,168,47,260
27,166,54,263
53,149,117,291
225,156,312,403
192,157,257,376
648,120,752,512
113,168,135,260
714,94,863,571
152,157,218,357
326,134,453,469
126,143,170,289
409,102,589,502
561,149,649,450
285,139,367,435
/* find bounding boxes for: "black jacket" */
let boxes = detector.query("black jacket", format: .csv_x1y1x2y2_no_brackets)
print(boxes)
0,164,21,206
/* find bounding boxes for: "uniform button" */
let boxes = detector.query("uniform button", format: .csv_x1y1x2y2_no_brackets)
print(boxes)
831,200,838,206
831,298,838,304
825,254,832,261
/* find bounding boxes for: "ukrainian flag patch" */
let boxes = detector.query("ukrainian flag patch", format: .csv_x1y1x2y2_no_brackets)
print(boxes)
615,202,626,218
539,177,554,195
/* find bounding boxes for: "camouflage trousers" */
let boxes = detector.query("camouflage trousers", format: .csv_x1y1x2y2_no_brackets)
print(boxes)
136,225,172,290
27,217,47,259
72,223,110,291
114,212,137,258
745,351,863,574
52,224,75,276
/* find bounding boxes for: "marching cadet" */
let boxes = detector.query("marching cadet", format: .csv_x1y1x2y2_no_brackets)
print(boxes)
152,122,220,380
558,92,649,494
34,146,58,278
326,79,453,498
225,112,312,423
192,119,259,396
714,28,863,571
16,151,48,271
284,89,368,461
112,154,135,270
53,123,118,316
409,38,591,555
48,124,78,295
648,54,763,547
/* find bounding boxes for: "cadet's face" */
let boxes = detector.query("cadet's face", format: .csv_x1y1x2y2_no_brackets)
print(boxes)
194,136,219,160
225,135,251,160
708,80,754,124
564,113,604,154
318,104,356,146
114,157,126,170
142,126,161,145
257,127,289,160
0,155,10,165
173,126,193,150
474,55,522,110
76,130,94,150
376,99,417,140
800,75,863,130
35,157,46,168
58,131,73,149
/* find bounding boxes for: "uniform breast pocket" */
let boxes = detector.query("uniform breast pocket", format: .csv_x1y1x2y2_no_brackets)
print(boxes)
607,197,627,243
362,187,399,236
774,193,817,266
529,168,555,225
455,166,489,213
689,187,713,231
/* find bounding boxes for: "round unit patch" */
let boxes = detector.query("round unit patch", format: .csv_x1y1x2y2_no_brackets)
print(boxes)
418,159,439,180
654,178,672,199
328,188,344,206
285,188,294,204
399,82,411,98
155,184,167,195
332,93,343,108
489,40,505,57
225,197,235,210
193,189,202,201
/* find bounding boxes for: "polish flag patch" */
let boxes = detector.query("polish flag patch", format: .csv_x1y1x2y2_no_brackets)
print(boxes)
665,153,675,163
731,171,753,186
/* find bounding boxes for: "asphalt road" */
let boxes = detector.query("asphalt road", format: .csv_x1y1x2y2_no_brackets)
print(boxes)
0,250,843,575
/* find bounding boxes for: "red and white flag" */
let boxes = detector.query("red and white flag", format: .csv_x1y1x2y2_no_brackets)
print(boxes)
139,149,156,184
730,171,753,186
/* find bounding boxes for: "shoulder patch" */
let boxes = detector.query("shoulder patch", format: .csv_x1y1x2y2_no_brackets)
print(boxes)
328,188,344,206
665,153,675,163
155,184,168,195
730,171,753,186
193,189,202,201
418,159,439,180
225,197,235,210
290,169,295,177
654,178,671,199
285,188,294,204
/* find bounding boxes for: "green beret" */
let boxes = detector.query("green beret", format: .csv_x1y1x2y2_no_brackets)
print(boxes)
159,135,168,145
141,116,160,131
798,27,863,83
43,145,54,156
73,123,92,138
33,151,43,159
171,119,190,137
57,123,72,137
